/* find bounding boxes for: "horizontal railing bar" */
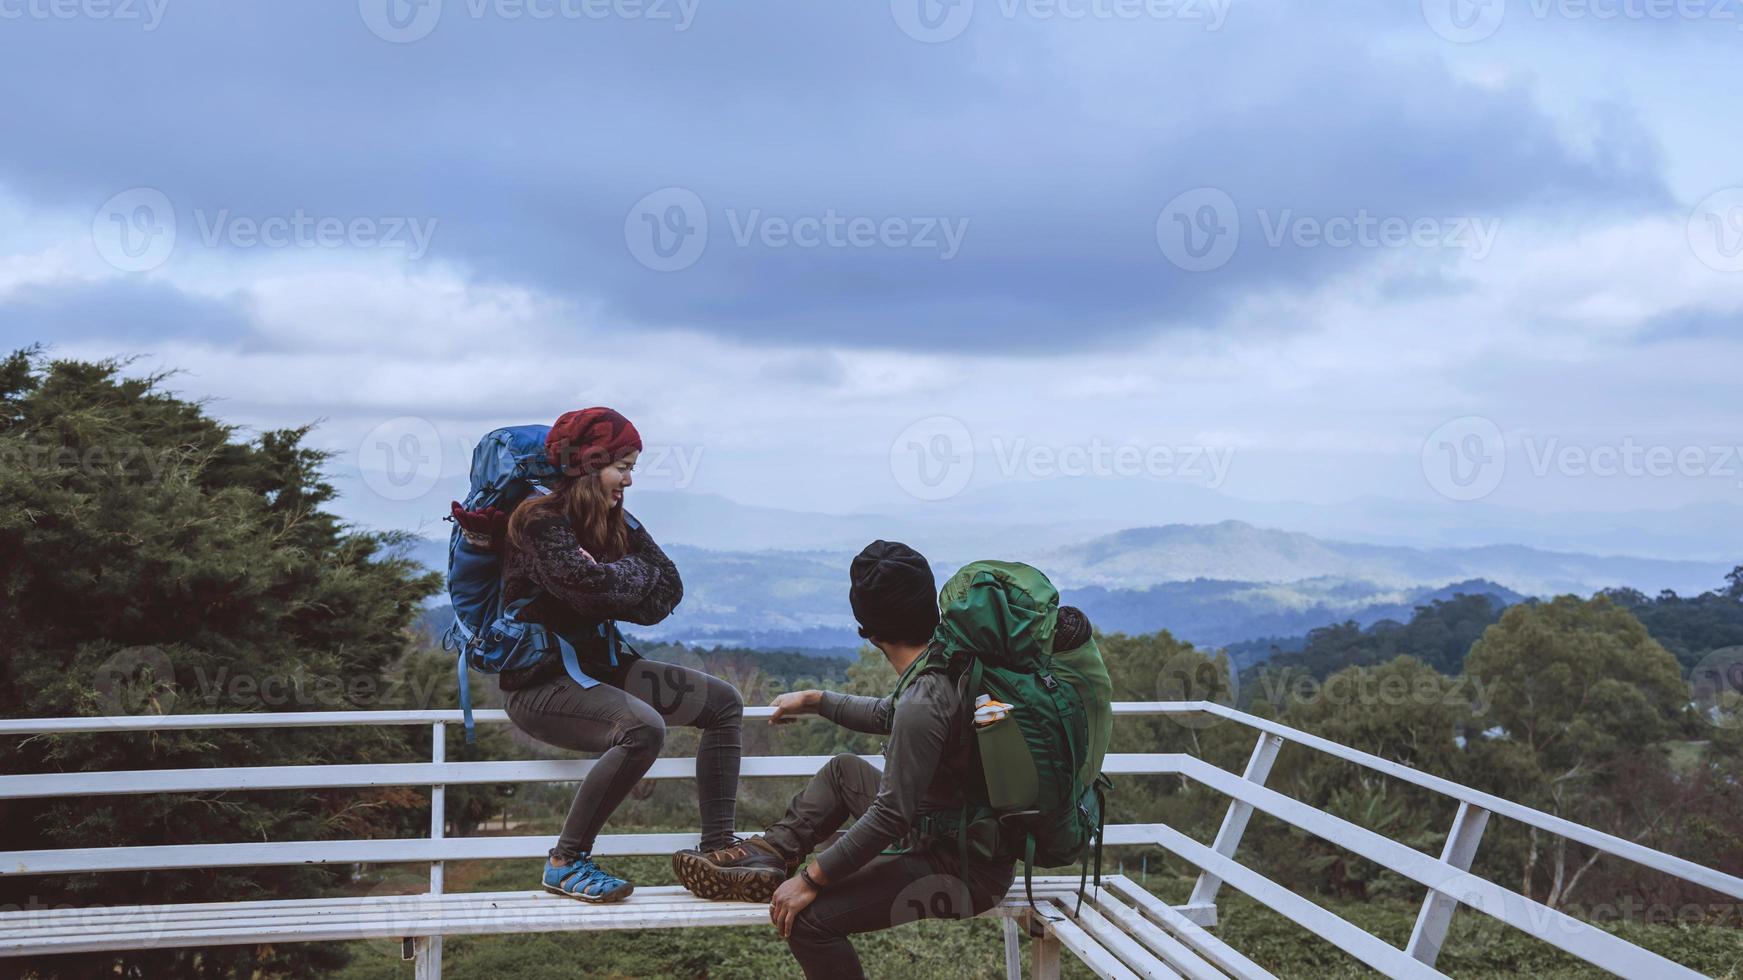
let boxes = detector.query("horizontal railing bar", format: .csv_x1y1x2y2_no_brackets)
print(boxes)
0,702,1188,736
7,702,1737,904
0,823,1170,877
0,753,1181,800
1172,756,1703,980
1142,822,1447,980
1143,701,1743,902
0,710,511,735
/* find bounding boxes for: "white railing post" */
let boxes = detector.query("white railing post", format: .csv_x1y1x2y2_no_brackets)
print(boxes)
1406,801,1490,967
1183,732,1284,926
1002,916,1023,979
415,721,446,980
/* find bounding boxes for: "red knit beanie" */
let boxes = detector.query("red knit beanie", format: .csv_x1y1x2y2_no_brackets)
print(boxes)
546,407,643,477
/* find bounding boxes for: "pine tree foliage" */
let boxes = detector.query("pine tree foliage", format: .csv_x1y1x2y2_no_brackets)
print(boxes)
0,348,443,978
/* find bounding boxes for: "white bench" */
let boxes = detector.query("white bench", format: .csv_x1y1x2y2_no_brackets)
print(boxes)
0,875,1274,980
2,703,1737,979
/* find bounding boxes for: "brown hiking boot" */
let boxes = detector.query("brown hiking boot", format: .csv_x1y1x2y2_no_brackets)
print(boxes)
672,835,793,903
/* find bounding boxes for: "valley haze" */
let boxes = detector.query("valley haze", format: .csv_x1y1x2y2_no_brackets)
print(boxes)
403,490,1731,655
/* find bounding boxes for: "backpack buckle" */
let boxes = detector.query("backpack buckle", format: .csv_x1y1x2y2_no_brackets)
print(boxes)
1040,673,1059,691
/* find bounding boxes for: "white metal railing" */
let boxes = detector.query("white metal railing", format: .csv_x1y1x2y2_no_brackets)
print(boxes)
2,702,1738,979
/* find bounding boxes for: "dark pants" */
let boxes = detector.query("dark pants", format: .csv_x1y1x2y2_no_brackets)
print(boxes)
505,657,743,860
765,754,1016,980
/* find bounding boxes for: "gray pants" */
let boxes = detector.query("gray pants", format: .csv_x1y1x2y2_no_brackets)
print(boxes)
766,754,1016,980
505,657,743,860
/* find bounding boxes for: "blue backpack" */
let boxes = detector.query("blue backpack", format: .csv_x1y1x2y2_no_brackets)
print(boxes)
443,424,639,742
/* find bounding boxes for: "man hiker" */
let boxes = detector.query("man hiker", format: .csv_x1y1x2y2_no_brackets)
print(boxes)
671,540,1105,979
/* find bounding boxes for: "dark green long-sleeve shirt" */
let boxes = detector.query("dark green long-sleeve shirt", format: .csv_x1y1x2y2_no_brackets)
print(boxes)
812,672,978,882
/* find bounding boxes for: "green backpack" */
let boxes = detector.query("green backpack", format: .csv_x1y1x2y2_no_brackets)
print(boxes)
895,560,1115,920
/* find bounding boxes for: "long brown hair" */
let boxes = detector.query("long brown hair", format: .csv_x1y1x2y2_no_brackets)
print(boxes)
506,471,630,562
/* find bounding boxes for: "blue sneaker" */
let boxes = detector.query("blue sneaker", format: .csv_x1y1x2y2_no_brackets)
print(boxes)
543,854,635,903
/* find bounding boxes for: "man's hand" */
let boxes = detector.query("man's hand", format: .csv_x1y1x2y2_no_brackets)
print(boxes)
769,870,820,938
769,690,823,725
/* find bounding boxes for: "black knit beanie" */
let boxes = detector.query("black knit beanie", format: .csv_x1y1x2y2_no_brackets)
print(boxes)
849,540,940,645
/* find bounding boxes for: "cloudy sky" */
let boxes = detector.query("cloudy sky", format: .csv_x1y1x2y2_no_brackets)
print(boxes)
3,1,1741,558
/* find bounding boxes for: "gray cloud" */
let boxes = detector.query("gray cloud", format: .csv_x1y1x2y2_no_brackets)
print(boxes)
0,2,1668,351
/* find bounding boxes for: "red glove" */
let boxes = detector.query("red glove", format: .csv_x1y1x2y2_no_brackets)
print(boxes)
451,501,510,547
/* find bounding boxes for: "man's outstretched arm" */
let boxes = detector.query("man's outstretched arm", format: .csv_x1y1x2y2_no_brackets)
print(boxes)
768,689,893,735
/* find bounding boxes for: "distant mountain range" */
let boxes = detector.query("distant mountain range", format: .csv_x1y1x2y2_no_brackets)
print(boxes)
1030,521,1727,596
404,505,1730,653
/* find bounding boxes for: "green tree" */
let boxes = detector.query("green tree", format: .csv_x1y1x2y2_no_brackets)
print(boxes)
1261,657,1470,899
0,349,443,978
1463,595,1686,908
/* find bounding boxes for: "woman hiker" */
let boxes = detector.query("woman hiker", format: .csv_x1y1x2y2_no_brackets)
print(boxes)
458,407,744,902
